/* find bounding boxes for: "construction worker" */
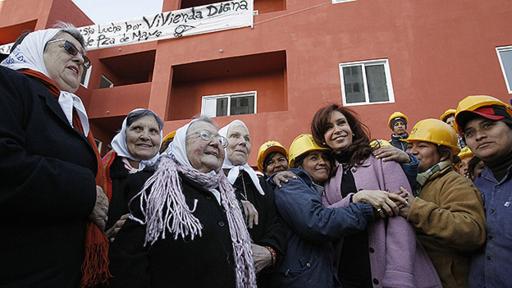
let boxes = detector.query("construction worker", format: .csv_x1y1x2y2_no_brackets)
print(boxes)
456,146,474,177
440,109,457,127
441,108,466,148
256,140,289,178
454,95,512,288
400,119,486,288
388,112,409,151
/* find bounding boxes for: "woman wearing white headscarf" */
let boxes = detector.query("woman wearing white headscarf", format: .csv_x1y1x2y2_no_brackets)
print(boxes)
0,24,109,287
103,108,163,241
109,117,256,288
219,120,287,287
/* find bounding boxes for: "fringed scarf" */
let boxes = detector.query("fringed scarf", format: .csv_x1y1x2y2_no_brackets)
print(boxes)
130,120,256,288
0,29,110,287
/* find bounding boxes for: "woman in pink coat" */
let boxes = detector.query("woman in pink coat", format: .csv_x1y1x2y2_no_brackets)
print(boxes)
311,104,441,288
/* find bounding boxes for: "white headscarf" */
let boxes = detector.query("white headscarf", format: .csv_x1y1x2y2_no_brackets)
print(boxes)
131,118,257,287
0,29,90,135
110,108,163,172
219,120,264,195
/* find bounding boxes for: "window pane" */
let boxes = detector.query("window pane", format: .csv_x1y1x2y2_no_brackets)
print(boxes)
500,49,512,90
343,66,365,103
230,95,254,115
216,97,228,116
99,75,113,88
366,64,389,102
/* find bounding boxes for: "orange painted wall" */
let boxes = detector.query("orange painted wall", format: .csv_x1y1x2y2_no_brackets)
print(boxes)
2,0,512,165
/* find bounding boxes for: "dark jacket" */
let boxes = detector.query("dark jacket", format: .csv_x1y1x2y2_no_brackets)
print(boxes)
105,153,137,230
230,171,288,286
274,168,374,288
389,133,409,151
109,170,237,288
0,66,97,287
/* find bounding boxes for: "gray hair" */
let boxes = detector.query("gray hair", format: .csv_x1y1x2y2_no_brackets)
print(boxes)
52,21,86,48
126,109,164,131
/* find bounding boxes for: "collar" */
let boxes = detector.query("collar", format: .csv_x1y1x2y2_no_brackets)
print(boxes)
416,160,452,187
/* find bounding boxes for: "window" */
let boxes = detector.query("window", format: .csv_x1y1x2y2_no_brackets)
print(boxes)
80,65,92,88
99,75,114,88
339,59,395,106
94,139,103,154
497,46,512,94
201,91,257,117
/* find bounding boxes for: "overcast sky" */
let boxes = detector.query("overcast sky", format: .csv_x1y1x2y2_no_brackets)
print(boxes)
72,0,164,24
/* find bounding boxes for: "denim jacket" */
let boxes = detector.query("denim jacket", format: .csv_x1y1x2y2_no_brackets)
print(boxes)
274,168,374,288
469,166,512,288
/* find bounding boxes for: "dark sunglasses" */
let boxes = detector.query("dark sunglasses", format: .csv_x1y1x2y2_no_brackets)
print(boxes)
46,38,91,69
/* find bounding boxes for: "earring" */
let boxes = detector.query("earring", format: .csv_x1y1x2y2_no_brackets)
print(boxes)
352,133,355,136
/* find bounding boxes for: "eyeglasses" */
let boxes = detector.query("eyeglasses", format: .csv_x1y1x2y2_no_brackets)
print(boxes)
46,39,91,69
193,130,228,148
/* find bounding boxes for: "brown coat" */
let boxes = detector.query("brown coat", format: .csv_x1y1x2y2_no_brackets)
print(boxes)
408,169,486,288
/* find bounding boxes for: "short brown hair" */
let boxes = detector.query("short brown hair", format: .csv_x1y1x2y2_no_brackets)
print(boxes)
311,104,372,167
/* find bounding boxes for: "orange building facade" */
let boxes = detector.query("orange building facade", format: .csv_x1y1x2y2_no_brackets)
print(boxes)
1,0,511,165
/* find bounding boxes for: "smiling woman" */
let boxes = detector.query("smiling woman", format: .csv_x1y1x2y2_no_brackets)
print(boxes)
109,116,256,288
103,108,163,240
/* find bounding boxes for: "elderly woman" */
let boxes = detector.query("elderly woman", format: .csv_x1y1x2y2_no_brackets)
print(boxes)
0,24,109,287
219,120,287,287
103,108,163,240
311,104,440,288
109,117,256,288
400,119,485,288
274,134,376,287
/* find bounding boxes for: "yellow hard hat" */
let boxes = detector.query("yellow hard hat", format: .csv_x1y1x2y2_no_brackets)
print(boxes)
162,130,176,145
454,95,512,133
388,112,409,128
457,146,473,160
256,140,288,172
405,118,460,154
370,139,392,149
288,134,328,168
439,109,456,122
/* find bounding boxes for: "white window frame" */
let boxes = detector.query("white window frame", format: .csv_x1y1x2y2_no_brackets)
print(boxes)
339,59,395,106
94,138,103,154
80,65,92,88
332,0,356,4
496,45,512,94
201,91,257,117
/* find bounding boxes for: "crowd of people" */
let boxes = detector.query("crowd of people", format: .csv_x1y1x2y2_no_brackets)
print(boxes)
1,23,512,288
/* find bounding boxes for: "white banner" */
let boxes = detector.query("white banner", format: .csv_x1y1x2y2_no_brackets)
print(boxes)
0,0,253,53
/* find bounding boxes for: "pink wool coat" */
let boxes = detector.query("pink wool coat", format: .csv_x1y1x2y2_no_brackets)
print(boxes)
322,155,442,288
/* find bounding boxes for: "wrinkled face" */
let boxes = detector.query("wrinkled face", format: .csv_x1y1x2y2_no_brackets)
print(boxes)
186,121,225,173
43,32,86,92
445,116,455,127
226,124,251,166
464,118,512,163
324,111,353,152
393,120,407,135
408,141,441,172
126,116,161,160
300,151,331,184
264,152,288,176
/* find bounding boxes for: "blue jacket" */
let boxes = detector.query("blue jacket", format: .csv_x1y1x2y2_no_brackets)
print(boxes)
273,168,374,288
469,166,512,288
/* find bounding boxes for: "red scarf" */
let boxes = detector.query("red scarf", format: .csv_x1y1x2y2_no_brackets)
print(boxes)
20,69,111,287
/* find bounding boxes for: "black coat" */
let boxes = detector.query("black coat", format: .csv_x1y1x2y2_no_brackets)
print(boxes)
106,155,136,230
0,66,97,287
109,170,237,288
230,171,288,287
